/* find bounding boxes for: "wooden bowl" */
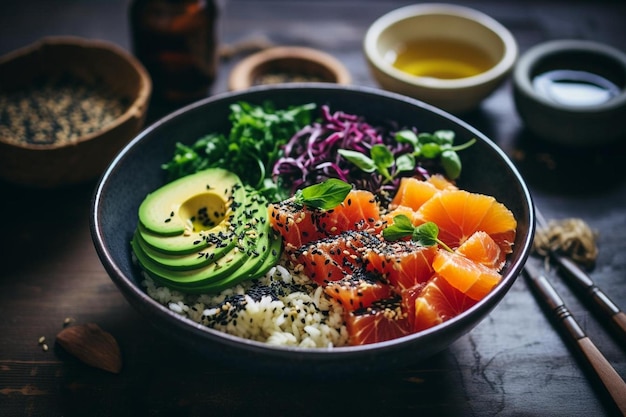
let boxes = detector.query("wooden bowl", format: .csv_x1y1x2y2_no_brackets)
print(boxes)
0,36,152,188
228,46,351,90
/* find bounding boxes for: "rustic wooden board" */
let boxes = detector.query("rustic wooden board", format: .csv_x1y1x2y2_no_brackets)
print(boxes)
1,1,625,416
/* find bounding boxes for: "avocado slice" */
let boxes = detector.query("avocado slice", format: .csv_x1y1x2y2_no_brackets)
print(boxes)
138,168,243,236
131,201,273,289
132,229,237,271
156,234,283,294
133,190,266,270
131,171,282,293
131,233,251,286
136,222,235,255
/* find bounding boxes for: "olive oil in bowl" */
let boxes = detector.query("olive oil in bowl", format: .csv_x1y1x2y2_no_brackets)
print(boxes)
388,39,495,79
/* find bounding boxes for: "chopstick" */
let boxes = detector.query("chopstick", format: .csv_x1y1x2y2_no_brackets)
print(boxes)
523,261,626,416
535,209,626,346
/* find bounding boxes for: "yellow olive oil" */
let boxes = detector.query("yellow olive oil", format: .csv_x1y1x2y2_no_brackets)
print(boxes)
389,39,495,79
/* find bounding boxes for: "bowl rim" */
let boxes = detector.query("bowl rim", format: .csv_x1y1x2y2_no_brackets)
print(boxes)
91,83,534,359
0,35,152,151
228,46,352,91
513,39,626,114
363,3,518,90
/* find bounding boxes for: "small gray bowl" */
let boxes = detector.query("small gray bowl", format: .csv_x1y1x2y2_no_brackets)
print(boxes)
91,84,534,376
513,39,626,147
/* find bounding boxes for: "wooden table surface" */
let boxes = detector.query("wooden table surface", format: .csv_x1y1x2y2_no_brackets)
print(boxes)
2,1,626,416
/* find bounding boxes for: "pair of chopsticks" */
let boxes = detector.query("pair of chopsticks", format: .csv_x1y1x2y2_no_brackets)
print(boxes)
534,209,626,343
523,210,626,416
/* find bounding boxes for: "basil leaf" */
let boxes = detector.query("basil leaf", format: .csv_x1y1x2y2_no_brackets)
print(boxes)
433,130,455,145
417,132,438,144
338,149,377,173
296,178,352,210
441,149,462,180
382,214,415,241
395,130,419,147
383,217,453,251
395,153,416,173
371,144,395,168
412,222,440,246
421,142,441,159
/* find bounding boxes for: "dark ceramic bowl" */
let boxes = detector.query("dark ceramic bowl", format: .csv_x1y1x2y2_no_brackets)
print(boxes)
91,84,534,376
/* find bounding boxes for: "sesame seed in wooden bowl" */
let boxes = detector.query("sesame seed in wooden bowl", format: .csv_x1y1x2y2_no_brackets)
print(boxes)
0,36,152,188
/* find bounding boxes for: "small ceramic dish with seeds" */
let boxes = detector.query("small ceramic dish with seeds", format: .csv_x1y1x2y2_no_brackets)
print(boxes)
0,36,152,188
228,46,351,91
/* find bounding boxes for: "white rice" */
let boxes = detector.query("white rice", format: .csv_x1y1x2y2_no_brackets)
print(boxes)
141,260,350,348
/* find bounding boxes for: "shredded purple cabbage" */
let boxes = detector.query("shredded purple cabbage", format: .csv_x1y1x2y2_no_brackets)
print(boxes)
272,105,429,203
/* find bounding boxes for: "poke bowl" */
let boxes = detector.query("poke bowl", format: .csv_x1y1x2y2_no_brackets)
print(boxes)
91,84,534,376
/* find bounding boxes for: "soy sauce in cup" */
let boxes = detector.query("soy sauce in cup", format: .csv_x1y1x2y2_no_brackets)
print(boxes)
533,69,620,107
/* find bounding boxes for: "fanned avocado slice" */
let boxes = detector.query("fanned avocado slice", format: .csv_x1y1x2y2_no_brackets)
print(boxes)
137,222,235,255
131,234,251,287
138,168,243,236
131,209,272,289
133,191,266,270
132,229,237,271
147,229,283,294
137,168,247,254
132,175,282,293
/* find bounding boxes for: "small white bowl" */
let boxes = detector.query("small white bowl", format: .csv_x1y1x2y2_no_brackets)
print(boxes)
364,3,518,114
513,39,626,147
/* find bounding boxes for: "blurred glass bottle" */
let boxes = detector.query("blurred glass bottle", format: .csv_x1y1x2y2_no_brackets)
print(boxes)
129,0,219,105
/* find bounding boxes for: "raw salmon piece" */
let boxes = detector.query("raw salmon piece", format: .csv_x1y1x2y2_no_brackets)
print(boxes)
268,199,324,252
407,275,477,332
324,268,393,312
457,230,506,271
390,174,457,211
291,230,382,285
269,189,383,253
364,242,437,292
315,189,383,235
390,177,440,211
427,173,458,191
416,189,517,254
432,249,502,301
345,296,412,345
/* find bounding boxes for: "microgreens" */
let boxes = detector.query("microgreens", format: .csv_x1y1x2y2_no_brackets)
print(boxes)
337,129,474,183
382,215,453,252
395,130,476,180
161,101,315,201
